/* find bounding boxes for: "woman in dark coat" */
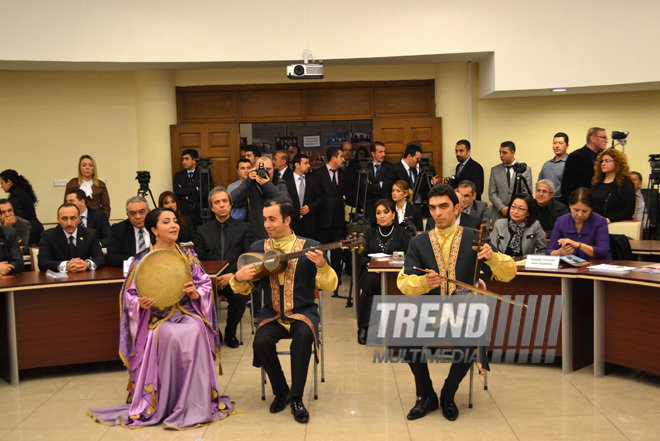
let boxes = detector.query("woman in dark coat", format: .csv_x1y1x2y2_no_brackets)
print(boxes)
0,169,43,245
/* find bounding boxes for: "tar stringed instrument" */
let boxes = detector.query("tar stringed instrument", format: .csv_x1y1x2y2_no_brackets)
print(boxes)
237,235,365,280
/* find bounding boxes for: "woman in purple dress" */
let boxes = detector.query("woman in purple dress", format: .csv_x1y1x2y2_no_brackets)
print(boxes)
89,208,233,429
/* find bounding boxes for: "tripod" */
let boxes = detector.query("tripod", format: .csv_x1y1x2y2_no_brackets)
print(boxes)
643,173,660,239
412,170,435,216
509,172,532,203
197,165,213,224
137,181,156,208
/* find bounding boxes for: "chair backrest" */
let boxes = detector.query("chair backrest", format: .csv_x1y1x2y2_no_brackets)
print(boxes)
609,234,633,260
608,221,642,240
29,246,39,272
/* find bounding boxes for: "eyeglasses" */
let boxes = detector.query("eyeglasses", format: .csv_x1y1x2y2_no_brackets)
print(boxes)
601,159,614,163
510,205,528,213
535,189,551,194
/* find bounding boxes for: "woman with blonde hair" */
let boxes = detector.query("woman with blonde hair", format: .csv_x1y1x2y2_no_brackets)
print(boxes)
65,155,111,219
390,179,423,232
590,148,635,223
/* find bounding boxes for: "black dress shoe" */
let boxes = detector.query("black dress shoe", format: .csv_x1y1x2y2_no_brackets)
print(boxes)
357,328,367,345
440,396,459,421
406,395,439,420
225,335,240,348
270,391,290,413
290,399,309,423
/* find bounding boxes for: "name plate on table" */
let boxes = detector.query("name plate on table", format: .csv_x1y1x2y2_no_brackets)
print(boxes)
525,255,560,269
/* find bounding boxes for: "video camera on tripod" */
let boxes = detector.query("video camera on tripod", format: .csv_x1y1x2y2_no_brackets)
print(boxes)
135,171,157,207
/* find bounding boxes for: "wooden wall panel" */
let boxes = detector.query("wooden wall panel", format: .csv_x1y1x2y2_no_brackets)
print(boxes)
307,88,372,119
239,90,305,121
373,117,442,173
178,91,235,123
375,86,433,118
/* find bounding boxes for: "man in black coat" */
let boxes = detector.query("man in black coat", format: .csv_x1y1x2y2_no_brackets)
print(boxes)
384,142,439,204
272,150,294,185
64,188,112,247
173,148,214,229
106,197,151,268
362,141,392,222
313,146,347,282
0,225,24,275
561,127,608,205
282,154,323,240
38,203,105,272
195,187,254,348
0,199,31,250
451,140,485,200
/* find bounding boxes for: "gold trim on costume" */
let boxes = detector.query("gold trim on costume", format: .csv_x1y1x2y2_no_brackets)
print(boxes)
428,227,464,295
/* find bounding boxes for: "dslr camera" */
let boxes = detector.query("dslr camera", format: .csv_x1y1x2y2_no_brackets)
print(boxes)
512,162,528,174
256,163,269,179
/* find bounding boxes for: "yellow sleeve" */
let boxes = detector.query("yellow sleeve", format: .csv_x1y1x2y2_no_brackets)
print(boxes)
396,268,433,296
315,262,338,292
229,275,254,295
484,252,517,282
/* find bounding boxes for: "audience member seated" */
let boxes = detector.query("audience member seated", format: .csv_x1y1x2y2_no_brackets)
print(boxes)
590,148,635,223
391,180,423,232
457,180,491,224
492,193,547,257
106,197,151,267
38,203,105,272
65,155,111,219
194,187,254,348
89,208,233,429
534,179,569,238
0,225,24,275
0,199,30,251
65,188,112,247
0,169,44,245
357,199,412,345
548,188,611,259
158,191,194,243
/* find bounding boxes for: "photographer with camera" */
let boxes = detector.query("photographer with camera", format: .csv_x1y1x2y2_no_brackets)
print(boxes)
488,141,533,219
173,148,214,229
230,156,291,241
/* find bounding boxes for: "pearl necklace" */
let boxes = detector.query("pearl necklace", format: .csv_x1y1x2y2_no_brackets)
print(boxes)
378,225,394,237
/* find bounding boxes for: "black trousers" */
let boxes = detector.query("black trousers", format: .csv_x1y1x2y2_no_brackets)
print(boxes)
218,285,249,337
253,320,314,399
406,347,476,400
358,271,380,329
318,226,345,285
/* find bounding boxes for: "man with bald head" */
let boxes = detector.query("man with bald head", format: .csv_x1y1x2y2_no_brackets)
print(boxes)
231,156,291,240
272,150,293,184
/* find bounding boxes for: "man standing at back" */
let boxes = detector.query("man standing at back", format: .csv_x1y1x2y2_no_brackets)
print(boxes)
173,148,214,229
561,127,608,204
488,141,533,219
538,132,569,201
272,151,293,184
452,140,484,200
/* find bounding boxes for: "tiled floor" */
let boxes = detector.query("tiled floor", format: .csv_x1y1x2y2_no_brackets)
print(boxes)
2,278,660,440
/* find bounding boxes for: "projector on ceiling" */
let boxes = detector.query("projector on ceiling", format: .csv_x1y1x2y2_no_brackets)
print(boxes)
286,63,324,80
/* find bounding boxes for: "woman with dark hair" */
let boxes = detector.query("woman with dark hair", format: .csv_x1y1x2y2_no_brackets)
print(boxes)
65,155,111,219
158,191,194,243
357,199,412,345
89,208,233,429
590,148,635,223
391,179,423,232
548,188,611,259
491,193,547,257
0,169,44,245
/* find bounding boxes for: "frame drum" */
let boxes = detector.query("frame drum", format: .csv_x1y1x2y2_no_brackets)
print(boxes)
135,249,192,308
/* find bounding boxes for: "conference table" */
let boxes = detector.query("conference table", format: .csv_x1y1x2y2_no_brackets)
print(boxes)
368,257,660,379
0,261,227,386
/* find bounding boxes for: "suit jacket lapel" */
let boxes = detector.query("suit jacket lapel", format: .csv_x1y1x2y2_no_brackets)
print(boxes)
76,228,86,258
56,227,72,260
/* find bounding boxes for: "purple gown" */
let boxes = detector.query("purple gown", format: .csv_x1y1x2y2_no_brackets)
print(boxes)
89,246,233,430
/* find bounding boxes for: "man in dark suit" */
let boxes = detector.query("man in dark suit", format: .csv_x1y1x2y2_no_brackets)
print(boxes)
313,146,346,282
0,199,30,250
283,154,322,239
195,187,254,348
451,140,485,200
38,203,105,272
363,141,392,222
272,150,293,185
106,197,151,268
173,148,214,229
64,188,111,247
561,127,608,205
0,225,24,275
457,180,491,225
384,142,439,205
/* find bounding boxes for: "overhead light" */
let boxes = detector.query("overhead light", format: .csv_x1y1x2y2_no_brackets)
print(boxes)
552,88,567,92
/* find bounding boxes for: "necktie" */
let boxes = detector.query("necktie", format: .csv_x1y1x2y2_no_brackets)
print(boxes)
188,171,194,181
409,167,415,185
68,235,77,258
298,175,306,206
457,162,465,177
505,165,512,187
219,223,225,260
331,169,338,187
374,163,381,178
80,216,86,228
137,228,146,253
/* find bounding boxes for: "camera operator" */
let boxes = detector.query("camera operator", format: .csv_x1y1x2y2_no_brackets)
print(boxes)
173,148,214,229
488,141,533,219
230,156,291,240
